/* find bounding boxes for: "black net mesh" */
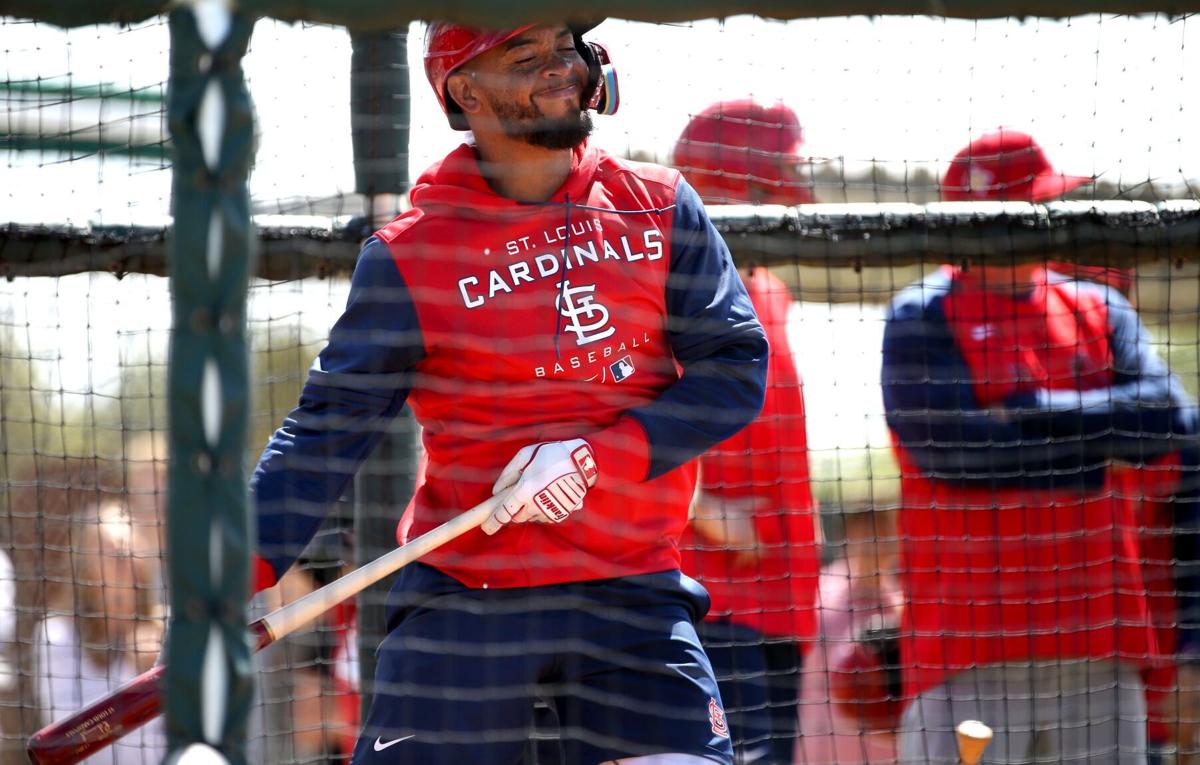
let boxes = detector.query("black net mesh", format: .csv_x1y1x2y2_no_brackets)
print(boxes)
2,12,1199,765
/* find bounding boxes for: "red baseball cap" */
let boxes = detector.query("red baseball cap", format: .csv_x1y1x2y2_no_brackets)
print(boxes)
941,128,1091,202
672,99,814,206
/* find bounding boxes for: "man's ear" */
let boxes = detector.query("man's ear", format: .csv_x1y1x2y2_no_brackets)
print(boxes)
446,72,482,119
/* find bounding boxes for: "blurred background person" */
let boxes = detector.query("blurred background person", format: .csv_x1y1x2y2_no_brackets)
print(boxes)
262,564,360,763
882,127,1200,764
673,98,815,207
673,98,821,764
1,450,166,762
33,502,166,765
1127,423,1200,764
796,507,903,765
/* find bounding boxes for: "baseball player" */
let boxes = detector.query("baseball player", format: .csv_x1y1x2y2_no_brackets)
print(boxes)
671,99,819,764
249,22,768,765
881,128,1200,763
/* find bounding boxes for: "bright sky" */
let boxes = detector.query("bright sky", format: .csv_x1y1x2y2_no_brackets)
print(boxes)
1,13,1197,222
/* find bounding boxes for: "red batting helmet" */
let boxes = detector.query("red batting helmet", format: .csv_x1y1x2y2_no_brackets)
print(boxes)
672,99,814,206
942,128,1091,202
827,614,903,733
424,21,618,131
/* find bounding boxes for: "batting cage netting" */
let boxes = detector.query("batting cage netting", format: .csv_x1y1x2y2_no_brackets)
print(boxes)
2,5,1199,765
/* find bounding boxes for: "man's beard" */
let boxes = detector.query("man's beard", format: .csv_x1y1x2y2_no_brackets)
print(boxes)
488,95,593,150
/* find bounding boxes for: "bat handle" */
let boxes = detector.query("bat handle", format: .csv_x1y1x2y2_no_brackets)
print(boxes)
26,664,166,765
26,493,502,765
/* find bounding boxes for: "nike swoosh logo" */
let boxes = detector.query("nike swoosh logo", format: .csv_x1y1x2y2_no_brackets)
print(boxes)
373,734,415,751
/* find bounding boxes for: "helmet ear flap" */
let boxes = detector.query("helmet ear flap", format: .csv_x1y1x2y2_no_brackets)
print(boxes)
576,37,619,117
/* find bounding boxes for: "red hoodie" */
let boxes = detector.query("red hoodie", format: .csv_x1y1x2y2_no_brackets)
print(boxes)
252,141,768,591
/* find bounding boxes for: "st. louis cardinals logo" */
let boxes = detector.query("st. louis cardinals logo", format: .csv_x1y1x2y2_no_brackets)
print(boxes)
708,697,730,738
556,280,616,346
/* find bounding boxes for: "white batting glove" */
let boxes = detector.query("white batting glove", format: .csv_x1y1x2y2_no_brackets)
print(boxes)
480,439,599,536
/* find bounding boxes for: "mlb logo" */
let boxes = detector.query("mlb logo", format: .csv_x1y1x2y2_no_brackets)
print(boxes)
610,356,635,382
571,445,599,485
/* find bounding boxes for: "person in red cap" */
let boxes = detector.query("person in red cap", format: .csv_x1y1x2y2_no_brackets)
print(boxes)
672,99,815,206
882,127,1200,763
670,99,819,764
248,20,769,765
939,128,1093,203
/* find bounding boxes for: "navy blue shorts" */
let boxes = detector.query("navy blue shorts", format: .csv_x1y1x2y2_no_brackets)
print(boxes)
697,621,803,765
351,563,734,765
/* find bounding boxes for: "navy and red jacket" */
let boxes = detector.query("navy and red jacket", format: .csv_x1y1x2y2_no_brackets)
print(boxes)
251,141,768,590
881,266,1200,699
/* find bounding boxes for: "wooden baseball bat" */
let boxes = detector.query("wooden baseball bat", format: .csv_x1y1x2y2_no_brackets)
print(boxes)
26,493,505,765
956,719,994,765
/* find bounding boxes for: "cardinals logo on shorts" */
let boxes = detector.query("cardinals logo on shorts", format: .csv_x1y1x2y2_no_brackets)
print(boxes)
708,697,730,738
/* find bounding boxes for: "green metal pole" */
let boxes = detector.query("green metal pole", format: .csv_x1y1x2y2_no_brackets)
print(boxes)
348,27,415,720
164,6,256,762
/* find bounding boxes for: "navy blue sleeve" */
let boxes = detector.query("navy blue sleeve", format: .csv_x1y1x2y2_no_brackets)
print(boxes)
1010,288,1192,463
251,237,425,580
624,179,767,479
881,286,1062,485
883,281,1198,490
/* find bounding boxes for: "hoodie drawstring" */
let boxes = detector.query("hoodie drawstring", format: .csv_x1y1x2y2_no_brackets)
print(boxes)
553,193,572,360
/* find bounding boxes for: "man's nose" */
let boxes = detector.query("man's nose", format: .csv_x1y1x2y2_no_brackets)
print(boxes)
541,51,575,79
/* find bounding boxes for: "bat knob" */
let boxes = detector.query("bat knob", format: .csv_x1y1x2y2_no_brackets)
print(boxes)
956,719,993,765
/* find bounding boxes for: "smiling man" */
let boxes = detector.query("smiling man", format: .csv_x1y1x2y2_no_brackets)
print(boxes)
453,26,594,149
248,21,767,765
